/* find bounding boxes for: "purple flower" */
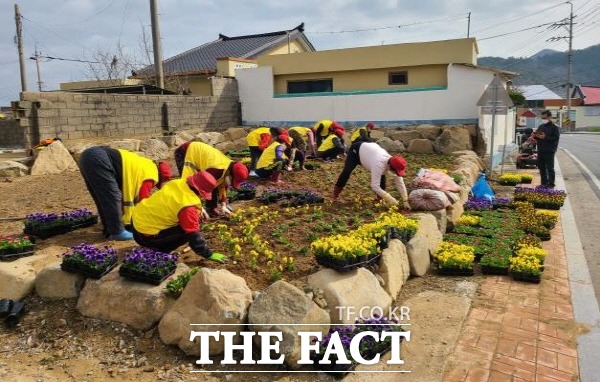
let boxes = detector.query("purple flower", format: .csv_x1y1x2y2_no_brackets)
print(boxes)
465,197,493,210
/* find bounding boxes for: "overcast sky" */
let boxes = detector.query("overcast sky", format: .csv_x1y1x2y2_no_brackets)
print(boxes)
1,0,599,106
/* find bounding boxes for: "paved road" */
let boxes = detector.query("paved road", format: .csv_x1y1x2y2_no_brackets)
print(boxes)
558,133,600,304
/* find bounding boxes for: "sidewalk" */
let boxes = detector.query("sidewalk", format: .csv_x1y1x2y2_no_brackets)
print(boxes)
442,170,583,382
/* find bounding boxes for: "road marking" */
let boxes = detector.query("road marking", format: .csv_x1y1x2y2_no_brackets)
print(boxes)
560,147,600,193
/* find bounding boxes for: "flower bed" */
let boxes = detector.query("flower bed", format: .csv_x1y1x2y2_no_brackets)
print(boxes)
257,188,324,207
433,242,475,275
498,173,521,186
61,243,118,279
0,234,35,261
227,181,257,202
24,208,98,239
119,248,178,285
492,197,512,209
226,149,251,158
166,266,200,297
311,315,405,376
464,197,493,211
509,244,545,283
513,187,566,210
513,202,552,240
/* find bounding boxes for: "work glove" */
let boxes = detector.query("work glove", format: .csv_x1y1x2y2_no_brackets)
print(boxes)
208,252,228,263
221,203,233,215
201,207,210,220
381,193,399,207
403,201,412,211
333,185,343,201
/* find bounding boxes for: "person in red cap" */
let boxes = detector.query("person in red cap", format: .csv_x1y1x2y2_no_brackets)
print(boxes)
255,134,291,183
350,122,377,143
313,120,342,147
79,146,172,241
333,141,410,209
317,126,346,161
131,171,228,263
173,141,249,217
245,127,287,174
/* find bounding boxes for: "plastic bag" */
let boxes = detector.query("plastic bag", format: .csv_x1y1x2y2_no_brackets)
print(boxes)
408,189,451,211
471,173,494,201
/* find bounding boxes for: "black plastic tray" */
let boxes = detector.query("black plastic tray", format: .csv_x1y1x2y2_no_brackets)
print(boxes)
118,265,176,285
0,249,36,262
481,265,510,275
437,266,475,276
24,216,98,239
316,254,381,272
511,271,541,284
61,260,117,279
310,354,356,378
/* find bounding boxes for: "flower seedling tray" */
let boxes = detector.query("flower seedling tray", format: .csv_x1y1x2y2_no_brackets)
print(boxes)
0,248,36,262
437,266,475,276
310,354,357,378
316,254,381,272
119,265,176,285
481,265,510,275
24,216,98,239
511,271,541,284
499,181,519,186
61,260,117,279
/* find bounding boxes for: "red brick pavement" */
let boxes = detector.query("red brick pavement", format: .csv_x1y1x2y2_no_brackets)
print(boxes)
442,217,580,382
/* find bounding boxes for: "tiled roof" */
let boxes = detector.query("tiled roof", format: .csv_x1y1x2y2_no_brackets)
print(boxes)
520,85,562,101
578,85,600,105
138,23,313,76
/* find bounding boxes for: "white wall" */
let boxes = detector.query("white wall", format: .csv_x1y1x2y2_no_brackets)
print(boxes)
236,64,499,126
478,109,517,167
575,106,600,129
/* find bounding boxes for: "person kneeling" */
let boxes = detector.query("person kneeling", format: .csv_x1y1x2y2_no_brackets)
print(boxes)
255,134,291,184
317,128,345,161
131,171,227,263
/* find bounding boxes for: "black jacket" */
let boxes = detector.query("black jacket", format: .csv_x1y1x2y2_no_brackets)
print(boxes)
534,121,560,152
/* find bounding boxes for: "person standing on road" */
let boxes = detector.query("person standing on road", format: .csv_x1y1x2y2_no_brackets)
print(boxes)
534,110,561,188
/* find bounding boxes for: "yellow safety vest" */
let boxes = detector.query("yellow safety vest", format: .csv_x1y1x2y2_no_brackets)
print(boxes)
289,126,312,141
257,141,287,170
246,127,272,147
119,149,158,226
180,142,232,186
351,127,368,143
132,178,201,235
313,120,333,137
318,135,338,153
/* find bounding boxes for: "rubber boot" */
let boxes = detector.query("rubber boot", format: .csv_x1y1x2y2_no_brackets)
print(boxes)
0,299,12,318
333,185,343,201
5,301,25,329
269,171,284,184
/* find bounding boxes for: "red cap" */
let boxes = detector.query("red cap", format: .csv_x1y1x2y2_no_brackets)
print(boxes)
157,161,172,185
231,162,249,189
331,122,343,131
186,171,217,200
278,134,291,146
333,128,345,138
389,156,407,177
366,122,375,130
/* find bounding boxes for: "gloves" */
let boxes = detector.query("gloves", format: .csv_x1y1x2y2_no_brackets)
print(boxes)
381,193,399,207
201,207,210,220
403,201,412,211
208,252,228,263
333,185,343,201
222,203,234,215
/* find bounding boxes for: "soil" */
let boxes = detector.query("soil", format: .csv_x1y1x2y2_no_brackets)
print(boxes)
0,152,467,382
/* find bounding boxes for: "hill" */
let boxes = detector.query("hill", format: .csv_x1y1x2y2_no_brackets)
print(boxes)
479,43,600,97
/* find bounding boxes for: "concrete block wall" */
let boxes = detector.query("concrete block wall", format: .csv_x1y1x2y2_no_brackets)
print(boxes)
12,91,240,147
0,119,25,148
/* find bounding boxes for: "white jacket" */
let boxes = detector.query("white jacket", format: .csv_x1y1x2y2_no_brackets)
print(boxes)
358,142,408,202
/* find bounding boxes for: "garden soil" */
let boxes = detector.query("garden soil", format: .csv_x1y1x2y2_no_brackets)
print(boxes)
0,154,475,381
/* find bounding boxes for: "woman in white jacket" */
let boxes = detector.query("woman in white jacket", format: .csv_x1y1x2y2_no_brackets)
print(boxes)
333,141,410,209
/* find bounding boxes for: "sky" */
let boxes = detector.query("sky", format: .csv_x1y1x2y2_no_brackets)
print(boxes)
1,0,599,106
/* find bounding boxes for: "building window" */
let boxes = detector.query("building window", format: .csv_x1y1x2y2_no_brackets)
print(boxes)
388,71,408,85
287,79,333,94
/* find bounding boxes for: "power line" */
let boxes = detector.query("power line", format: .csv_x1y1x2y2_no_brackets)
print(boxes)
477,21,561,41
23,0,119,27
472,1,566,34
32,55,102,64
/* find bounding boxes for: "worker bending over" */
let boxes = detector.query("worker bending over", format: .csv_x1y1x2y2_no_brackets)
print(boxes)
79,146,172,241
333,141,410,209
255,134,291,183
131,171,227,263
314,120,343,147
246,127,286,174
174,141,248,217
350,122,377,143
317,127,346,161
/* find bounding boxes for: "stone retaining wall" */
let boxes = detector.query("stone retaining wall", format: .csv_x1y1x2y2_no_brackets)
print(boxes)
0,119,25,148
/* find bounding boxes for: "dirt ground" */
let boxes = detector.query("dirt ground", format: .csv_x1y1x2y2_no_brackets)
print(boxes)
0,154,476,381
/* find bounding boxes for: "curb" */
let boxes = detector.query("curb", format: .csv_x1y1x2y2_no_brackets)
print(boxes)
554,155,600,382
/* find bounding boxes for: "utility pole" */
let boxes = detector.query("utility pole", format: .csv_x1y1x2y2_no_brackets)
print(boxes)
467,11,471,38
149,0,164,89
566,1,573,131
31,46,42,91
14,3,28,92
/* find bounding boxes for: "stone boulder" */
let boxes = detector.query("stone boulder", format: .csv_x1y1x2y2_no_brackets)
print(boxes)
412,213,443,252
433,127,472,154
248,281,330,368
224,127,247,141
376,137,405,154
107,139,142,152
158,268,252,356
415,124,443,140
407,139,434,154
195,132,227,146
369,130,386,140
66,142,94,163
30,141,78,176
77,264,188,330
446,201,465,231
0,246,65,300
308,268,392,324
35,264,85,299
0,160,29,177
156,135,177,148
386,130,422,145
215,141,236,152
405,233,431,277
430,209,448,233
230,137,248,149
139,138,170,161
376,239,410,299
175,131,195,143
